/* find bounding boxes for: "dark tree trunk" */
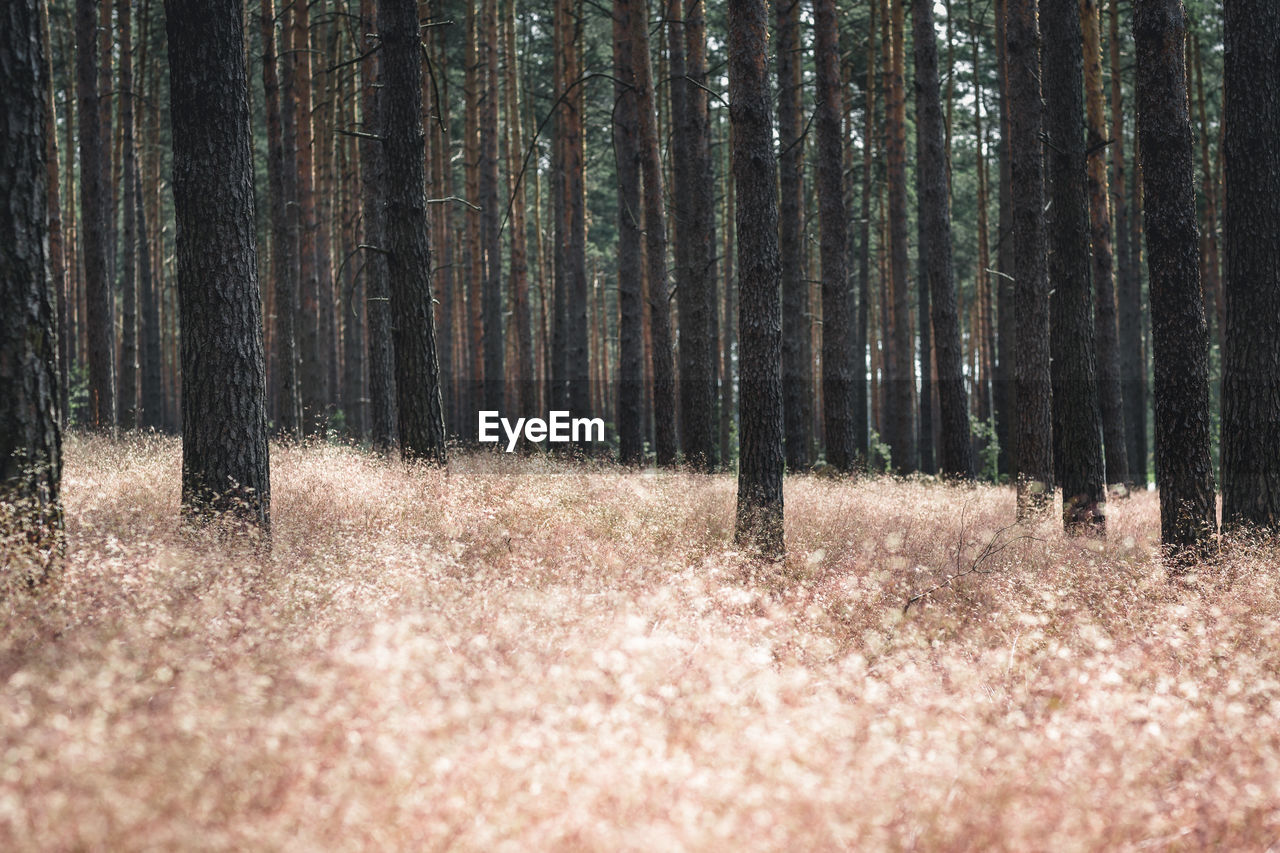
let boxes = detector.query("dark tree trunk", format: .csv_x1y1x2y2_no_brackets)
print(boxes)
165,0,271,527
1043,0,1105,533
614,0,645,463
41,0,68,430
480,0,504,415
776,0,812,471
814,0,855,472
561,0,590,433
913,0,973,480
633,0,677,465
360,0,396,451
1007,0,1054,517
1081,0,1129,490
1,0,63,584
76,0,116,431
671,0,719,471
994,0,1015,478
856,1,877,466
885,0,916,473
503,0,533,422
293,0,327,434
1110,0,1144,486
379,0,447,463
1132,0,1216,554
1221,0,1280,531
729,0,784,556
135,0,162,432
262,0,301,439
117,0,138,430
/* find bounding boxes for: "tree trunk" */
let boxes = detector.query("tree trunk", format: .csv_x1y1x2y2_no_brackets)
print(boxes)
359,0,396,450
380,0,448,463
994,0,1015,479
729,0,784,556
670,0,719,471
856,0,877,466
813,0,855,472
776,0,812,471
1080,0,1129,490
614,0,645,463
165,0,271,528
76,0,116,432
41,0,68,430
1007,0,1054,517
720,125,738,466
1043,0,1106,533
480,0,504,415
913,0,973,481
885,0,916,473
1,0,63,584
136,0,163,434
261,0,301,438
1132,0,1216,555
1221,0,1280,531
633,0,677,465
504,0,534,421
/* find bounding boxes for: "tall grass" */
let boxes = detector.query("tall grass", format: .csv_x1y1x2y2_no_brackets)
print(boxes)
3,434,1279,849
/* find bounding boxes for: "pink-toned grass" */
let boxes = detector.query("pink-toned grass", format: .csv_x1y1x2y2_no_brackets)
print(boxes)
4,434,1280,850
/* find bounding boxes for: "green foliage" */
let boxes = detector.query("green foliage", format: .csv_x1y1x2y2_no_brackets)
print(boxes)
969,414,1001,483
868,429,892,473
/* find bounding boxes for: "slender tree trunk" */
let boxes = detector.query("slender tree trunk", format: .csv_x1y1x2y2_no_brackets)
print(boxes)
166,0,271,527
1221,0,1280,531
1192,35,1223,344
1080,0,1129,490
1112,0,1145,486
813,0,855,472
340,65,365,438
669,0,719,470
380,0,447,462
614,0,645,463
359,0,396,450
913,0,973,480
77,0,116,432
885,0,916,473
633,0,677,465
856,0,877,466
292,0,327,433
994,0,1015,479
116,0,138,429
730,0,784,556
1132,0,1216,555
720,124,738,466
775,0,812,470
1007,0,1054,517
562,0,590,431
261,0,301,438
2,0,63,584
41,0,68,429
133,0,161,432
504,0,534,421
1043,0,1106,533
479,0,504,415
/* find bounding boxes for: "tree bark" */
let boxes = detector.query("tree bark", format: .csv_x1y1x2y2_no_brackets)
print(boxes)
856,0,877,466
1221,0,1280,531
1080,0,1129,490
379,0,448,463
776,0,812,471
504,0,534,422
165,0,271,527
633,0,677,465
1043,0,1106,533
729,0,784,556
671,0,719,471
480,0,504,415
1007,0,1054,517
913,0,974,481
614,0,645,463
994,0,1015,478
1,0,63,584
885,0,916,473
1132,0,1216,555
76,0,116,431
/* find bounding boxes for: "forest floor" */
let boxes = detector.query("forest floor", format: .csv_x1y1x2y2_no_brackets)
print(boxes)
3,435,1280,850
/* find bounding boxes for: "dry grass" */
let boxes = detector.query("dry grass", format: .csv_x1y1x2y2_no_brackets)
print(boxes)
3,434,1280,850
